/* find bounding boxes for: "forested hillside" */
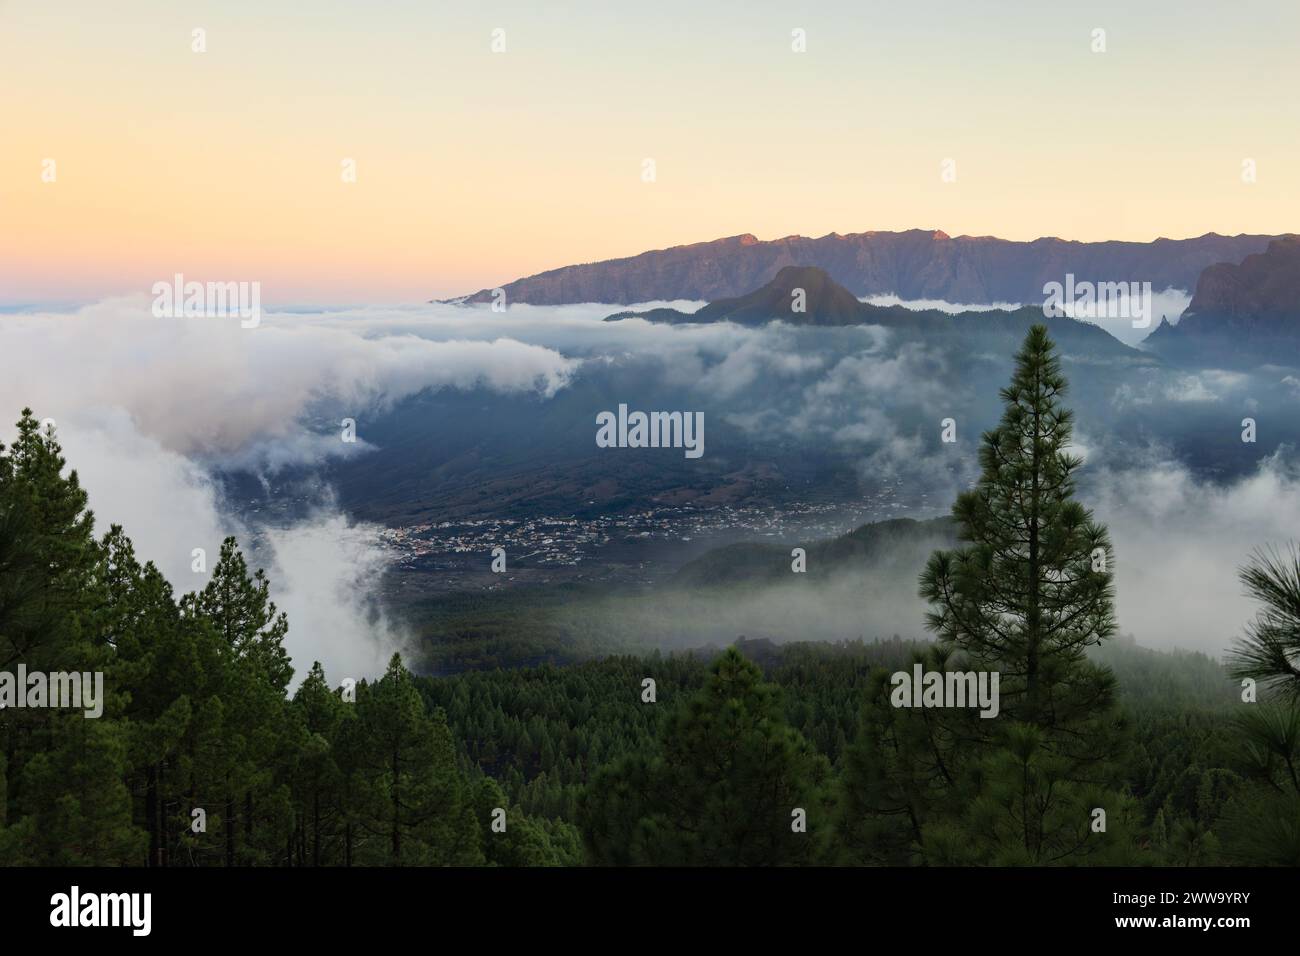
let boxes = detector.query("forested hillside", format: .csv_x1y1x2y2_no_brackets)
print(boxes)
421,636,1256,865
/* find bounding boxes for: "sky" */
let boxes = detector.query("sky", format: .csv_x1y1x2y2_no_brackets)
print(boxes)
3,0,1299,305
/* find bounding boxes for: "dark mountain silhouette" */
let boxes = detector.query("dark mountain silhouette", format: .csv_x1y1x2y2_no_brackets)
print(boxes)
1145,236,1300,366
607,265,868,326
448,229,1278,306
606,266,1150,361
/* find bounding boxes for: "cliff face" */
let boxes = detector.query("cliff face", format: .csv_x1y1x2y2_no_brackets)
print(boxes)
453,230,1280,306
1183,236,1300,323
1145,237,1300,363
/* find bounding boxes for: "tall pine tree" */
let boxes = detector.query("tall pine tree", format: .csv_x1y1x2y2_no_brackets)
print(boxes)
840,326,1135,864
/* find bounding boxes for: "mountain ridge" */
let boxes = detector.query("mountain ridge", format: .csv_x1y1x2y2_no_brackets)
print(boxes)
1145,236,1300,365
446,229,1281,307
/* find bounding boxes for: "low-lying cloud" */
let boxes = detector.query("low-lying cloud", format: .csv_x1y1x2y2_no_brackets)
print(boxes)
2,296,576,460
868,290,1194,348
0,296,580,684
2,294,1291,677
1085,446,1300,658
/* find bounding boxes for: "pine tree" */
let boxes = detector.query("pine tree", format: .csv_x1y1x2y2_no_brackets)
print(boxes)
189,537,292,693
1219,550,1300,864
833,647,974,865
0,411,142,864
1,407,514,869
1228,546,1300,701
181,537,296,865
582,648,832,866
840,327,1133,865
355,654,481,866
289,662,347,866
0,410,98,675
920,325,1116,725
93,526,193,866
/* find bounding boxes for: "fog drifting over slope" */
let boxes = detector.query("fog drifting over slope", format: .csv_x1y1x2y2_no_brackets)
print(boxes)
1,294,1293,673
0,296,578,684
552,451,1298,662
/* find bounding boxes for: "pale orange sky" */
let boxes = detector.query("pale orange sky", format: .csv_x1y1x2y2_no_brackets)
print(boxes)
3,0,1298,304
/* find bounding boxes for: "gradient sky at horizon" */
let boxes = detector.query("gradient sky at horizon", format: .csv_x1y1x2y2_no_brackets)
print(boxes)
3,0,1298,305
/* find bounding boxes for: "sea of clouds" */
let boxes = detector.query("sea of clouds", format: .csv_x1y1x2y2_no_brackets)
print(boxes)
0,293,1293,676
865,288,1194,347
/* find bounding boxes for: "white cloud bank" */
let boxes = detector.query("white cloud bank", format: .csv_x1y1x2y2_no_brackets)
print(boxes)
867,289,1194,347
1,294,1289,672
0,296,579,684
1086,447,1300,657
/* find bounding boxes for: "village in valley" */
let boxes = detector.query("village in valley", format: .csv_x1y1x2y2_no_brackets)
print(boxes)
377,485,932,593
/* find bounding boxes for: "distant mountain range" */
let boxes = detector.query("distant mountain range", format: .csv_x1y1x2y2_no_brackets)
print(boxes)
1145,236,1300,366
607,265,1149,361
450,229,1281,306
